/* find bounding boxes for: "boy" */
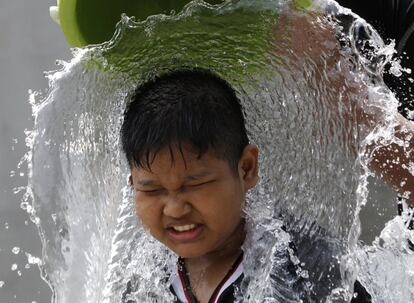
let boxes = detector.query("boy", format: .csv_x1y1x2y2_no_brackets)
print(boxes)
121,68,258,302
120,68,381,302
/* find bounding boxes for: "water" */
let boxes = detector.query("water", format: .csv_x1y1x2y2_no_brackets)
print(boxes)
23,0,413,302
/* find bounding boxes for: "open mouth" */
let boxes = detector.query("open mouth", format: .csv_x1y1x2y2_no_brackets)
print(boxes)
166,224,203,241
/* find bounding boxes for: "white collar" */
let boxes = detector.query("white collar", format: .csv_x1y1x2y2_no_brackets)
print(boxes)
171,255,244,303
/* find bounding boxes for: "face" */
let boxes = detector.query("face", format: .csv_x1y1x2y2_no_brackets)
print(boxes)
130,144,259,259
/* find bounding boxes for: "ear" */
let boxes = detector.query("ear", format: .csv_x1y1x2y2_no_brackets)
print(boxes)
128,174,133,186
238,144,259,192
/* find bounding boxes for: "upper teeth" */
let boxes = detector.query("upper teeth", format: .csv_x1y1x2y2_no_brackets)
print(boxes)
173,224,196,232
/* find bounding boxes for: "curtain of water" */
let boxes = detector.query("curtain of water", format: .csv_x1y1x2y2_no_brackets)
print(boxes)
25,0,413,302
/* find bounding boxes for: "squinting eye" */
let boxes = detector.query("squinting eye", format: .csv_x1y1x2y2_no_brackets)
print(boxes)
188,180,215,188
136,188,164,195
189,183,204,188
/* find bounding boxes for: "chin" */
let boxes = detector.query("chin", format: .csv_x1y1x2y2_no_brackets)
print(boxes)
169,245,210,259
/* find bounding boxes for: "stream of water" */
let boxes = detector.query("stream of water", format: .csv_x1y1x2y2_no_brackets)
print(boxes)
23,0,413,302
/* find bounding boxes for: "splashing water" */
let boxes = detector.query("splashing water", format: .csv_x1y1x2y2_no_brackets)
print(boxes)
24,0,414,302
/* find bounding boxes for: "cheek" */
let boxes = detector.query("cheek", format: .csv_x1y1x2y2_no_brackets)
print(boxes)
134,196,161,227
201,183,244,220
219,180,244,205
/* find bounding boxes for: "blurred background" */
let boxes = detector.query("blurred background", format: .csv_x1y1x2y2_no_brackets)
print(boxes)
0,0,398,302
0,0,70,301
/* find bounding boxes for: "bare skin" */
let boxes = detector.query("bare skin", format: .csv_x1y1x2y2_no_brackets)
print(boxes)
130,144,259,302
184,222,244,303
368,115,414,205
275,6,414,206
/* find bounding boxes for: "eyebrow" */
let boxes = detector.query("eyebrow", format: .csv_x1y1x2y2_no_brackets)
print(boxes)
136,171,213,187
185,171,214,181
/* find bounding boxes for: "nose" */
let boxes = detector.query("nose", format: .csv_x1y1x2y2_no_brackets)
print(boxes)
162,193,191,219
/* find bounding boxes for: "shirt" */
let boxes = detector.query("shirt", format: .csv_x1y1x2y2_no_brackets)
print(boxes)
170,254,244,303
122,249,372,303
168,252,372,303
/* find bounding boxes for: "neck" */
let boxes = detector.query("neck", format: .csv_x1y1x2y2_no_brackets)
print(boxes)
179,221,245,303
184,220,245,275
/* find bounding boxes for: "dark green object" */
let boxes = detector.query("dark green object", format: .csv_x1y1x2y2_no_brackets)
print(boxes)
58,0,224,47
92,2,282,86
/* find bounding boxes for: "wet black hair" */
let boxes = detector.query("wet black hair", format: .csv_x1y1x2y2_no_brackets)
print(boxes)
121,68,249,171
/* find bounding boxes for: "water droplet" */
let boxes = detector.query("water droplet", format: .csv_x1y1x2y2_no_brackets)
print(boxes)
26,253,41,265
11,264,18,271
12,247,20,255
9,171,16,177
0,281,4,288
13,186,25,194
300,270,309,279
20,202,29,210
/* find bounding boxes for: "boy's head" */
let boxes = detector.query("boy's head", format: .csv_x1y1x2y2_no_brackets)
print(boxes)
121,68,259,258
122,68,249,172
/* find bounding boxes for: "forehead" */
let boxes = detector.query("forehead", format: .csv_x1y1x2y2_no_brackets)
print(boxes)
132,145,230,179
